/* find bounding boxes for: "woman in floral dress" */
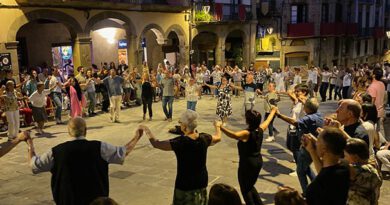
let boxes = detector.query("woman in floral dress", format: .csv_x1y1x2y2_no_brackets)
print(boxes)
205,76,239,124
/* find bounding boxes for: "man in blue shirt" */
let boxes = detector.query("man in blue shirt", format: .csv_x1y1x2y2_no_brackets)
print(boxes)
276,97,324,195
103,69,124,123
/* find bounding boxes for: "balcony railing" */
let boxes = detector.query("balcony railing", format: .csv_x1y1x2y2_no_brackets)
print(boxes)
320,22,358,36
194,3,252,23
287,23,315,38
373,27,385,38
15,0,190,10
359,27,373,37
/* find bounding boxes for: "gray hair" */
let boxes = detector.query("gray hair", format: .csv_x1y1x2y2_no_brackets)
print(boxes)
68,117,87,138
304,97,319,114
180,110,199,132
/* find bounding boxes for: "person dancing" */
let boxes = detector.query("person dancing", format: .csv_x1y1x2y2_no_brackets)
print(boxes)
218,106,278,205
204,76,239,124
141,73,153,121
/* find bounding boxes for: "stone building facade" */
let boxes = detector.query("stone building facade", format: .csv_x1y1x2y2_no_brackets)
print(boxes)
0,0,190,79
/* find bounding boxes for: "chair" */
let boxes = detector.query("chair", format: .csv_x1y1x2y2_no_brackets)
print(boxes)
46,97,55,119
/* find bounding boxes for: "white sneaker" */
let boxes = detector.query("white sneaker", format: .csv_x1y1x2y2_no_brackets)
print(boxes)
289,171,298,177
265,136,275,142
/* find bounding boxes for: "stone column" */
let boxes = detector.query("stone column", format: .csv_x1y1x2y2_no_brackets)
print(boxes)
215,36,225,67
127,34,137,69
73,34,92,69
3,41,20,82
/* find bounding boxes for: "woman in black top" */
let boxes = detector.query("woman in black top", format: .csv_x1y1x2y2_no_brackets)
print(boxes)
141,73,153,121
219,106,278,205
139,110,222,205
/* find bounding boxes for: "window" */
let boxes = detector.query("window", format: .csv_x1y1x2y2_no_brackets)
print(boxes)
335,3,343,22
374,39,378,55
334,38,340,57
291,4,307,24
364,40,368,54
356,40,361,56
322,3,329,22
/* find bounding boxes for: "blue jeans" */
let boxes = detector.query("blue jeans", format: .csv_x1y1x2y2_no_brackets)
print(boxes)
50,92,62,121
187,101,197,111
162,96,174,119
214,82,221,96
296,149,316,195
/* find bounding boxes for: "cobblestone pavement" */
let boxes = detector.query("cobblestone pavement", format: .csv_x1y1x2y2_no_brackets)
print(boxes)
0,95,389,205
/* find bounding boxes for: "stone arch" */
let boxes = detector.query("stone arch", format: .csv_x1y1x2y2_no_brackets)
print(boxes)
7,9,83,42
139,24,165,45
223,28,248,43
164,24,187,46
84,11,137,36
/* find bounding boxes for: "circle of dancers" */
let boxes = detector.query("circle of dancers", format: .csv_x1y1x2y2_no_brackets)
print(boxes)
1,61,390,205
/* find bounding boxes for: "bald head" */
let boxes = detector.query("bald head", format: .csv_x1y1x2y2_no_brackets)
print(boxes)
336,99,361,125
68,117,87,138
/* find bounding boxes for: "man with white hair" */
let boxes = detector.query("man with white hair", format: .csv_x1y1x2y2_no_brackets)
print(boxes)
26,117,143,205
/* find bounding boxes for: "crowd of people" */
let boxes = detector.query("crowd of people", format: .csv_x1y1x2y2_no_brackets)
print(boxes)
1,60,390,205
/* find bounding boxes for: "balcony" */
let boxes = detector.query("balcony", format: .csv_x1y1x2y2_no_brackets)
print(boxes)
374,27,385,38
345,23,358,35
15,0,190,12
320,22,345,36
287,23,315,38
359,27,373,37
194,3,252,24
320,22,358,36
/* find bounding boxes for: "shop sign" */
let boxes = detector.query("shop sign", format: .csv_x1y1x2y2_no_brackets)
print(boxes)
0,53,12,71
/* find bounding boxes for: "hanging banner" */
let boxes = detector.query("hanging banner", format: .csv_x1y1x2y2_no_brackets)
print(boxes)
261,0,269,16
118,39,128,64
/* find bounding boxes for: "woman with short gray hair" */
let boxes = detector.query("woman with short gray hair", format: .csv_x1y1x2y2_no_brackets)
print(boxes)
139,109,222,205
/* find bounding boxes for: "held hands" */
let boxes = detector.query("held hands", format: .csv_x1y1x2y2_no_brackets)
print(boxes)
324,118,341,129
17,131,31,142
214,120,223,128
302,133,317,153
138,125,152,138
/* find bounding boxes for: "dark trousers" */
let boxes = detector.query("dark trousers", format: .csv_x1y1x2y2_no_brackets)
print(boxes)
264,112,275,136
142,97,153,117
319,82,329,101
256,83,264,92
334,85,342,100
238,157,264,205
328,84,335,100
342,86,350,99
101,91,110,112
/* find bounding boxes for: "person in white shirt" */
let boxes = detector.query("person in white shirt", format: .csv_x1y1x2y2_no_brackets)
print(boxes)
291,67,302,90
319,66,332,102
274,68,285,92
185,78,201,111
48,67,65,124
29,82,56,134
211,65,223,97
342,68,352,99
307,66,318,97
328,66,337,101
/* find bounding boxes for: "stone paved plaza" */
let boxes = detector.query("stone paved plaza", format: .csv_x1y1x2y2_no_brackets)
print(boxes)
0,96,389,205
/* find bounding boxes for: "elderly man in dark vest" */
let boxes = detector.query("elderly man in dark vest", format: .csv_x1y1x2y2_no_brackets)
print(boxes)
26,117,143,205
